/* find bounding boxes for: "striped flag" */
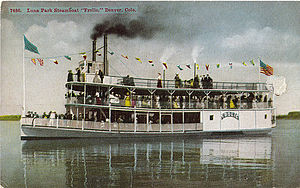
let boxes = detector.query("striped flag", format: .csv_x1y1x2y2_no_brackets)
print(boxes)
135,57,142,63
64,56,71,61
121,54,128,59
52,59,58,64
260,60,273,76
177,65,183,70
82,54,87,60
162,62,168,69
31,58,37,65
205,64,209,71
148,60,154,66
37,58,44,66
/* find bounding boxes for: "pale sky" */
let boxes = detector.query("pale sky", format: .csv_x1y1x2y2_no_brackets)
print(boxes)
1,1,300,115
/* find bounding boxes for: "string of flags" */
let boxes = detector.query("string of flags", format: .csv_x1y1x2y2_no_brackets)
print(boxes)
24,35,273,76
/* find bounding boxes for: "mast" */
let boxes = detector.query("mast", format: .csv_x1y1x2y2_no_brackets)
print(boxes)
22,36,26,117
104,34,108,76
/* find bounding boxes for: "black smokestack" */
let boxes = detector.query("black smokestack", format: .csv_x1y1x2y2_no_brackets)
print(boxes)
92,40,96,62
90,16,161,40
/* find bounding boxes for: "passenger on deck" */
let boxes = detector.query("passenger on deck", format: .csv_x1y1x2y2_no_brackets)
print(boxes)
93,71,101,83
207,74,213,89
174,74,181,88
67,70,73,82
157,73,162,88
76,68,81,82
193,75,200,88
98,69,104,83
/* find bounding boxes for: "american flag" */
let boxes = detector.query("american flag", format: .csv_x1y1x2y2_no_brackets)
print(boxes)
260,60,273,76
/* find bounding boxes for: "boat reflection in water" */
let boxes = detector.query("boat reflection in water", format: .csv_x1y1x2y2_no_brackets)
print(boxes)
21,136,273,187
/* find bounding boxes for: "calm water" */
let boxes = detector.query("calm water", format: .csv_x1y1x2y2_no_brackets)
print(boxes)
1,120,300,187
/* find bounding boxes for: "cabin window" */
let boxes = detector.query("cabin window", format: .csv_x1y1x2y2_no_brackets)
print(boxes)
210,115,214,120
265,114,267,119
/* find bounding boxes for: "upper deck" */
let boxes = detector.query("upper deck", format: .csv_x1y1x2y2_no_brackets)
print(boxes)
67,74,272,93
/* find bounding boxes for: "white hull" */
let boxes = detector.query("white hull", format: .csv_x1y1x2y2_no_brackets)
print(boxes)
21,109,275,139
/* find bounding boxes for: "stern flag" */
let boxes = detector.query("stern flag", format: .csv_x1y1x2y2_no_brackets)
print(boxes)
24,35,40,54
260,60,273,76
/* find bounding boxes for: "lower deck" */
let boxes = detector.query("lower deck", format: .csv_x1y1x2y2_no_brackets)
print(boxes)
21,109,276,139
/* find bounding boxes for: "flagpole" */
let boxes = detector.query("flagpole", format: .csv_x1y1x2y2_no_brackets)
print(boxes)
258,59,261,83
22,35,26,117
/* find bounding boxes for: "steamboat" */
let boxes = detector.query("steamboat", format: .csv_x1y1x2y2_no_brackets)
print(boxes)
20,35,276,139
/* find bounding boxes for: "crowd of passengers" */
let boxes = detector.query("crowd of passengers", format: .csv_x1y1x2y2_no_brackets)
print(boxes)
65,90,273,110
67,67,214,89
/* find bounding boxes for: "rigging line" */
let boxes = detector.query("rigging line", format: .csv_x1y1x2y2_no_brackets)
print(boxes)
108,63,122,76
24,50,94,59
119,60,137,77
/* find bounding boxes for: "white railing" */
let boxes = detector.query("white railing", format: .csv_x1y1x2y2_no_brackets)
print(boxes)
21,118,203,132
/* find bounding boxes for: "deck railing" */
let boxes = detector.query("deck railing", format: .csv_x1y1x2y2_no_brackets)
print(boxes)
22,117,203,132
75,74,269,91
66,97,273,110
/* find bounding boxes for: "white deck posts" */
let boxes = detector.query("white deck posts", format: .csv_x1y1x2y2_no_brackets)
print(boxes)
134,107,137,132
159,109,162,133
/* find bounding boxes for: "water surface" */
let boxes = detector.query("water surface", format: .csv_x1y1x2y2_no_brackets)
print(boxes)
1,120,300,187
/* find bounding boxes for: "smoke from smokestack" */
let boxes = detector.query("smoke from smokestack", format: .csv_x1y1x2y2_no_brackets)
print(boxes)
90,16,162,40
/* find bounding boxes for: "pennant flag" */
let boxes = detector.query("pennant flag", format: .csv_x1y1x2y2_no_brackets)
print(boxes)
242,61,247,66
94,50,99,53
148,60,154,66
196,63,199,70
24,35,40,54
217,64,220,68
37,58,44,66
53,59,58,64
205,64,209,71
250,59,255,66
121,55,128,59
177,65,183,70
260,60,273,76
135,57,142,63
79,52,86,55
162,62,168,69
31,58,37,65
229,62,233,69
64,56,71,61
108,51,114,55
186,64,191,69
82,54,87,60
